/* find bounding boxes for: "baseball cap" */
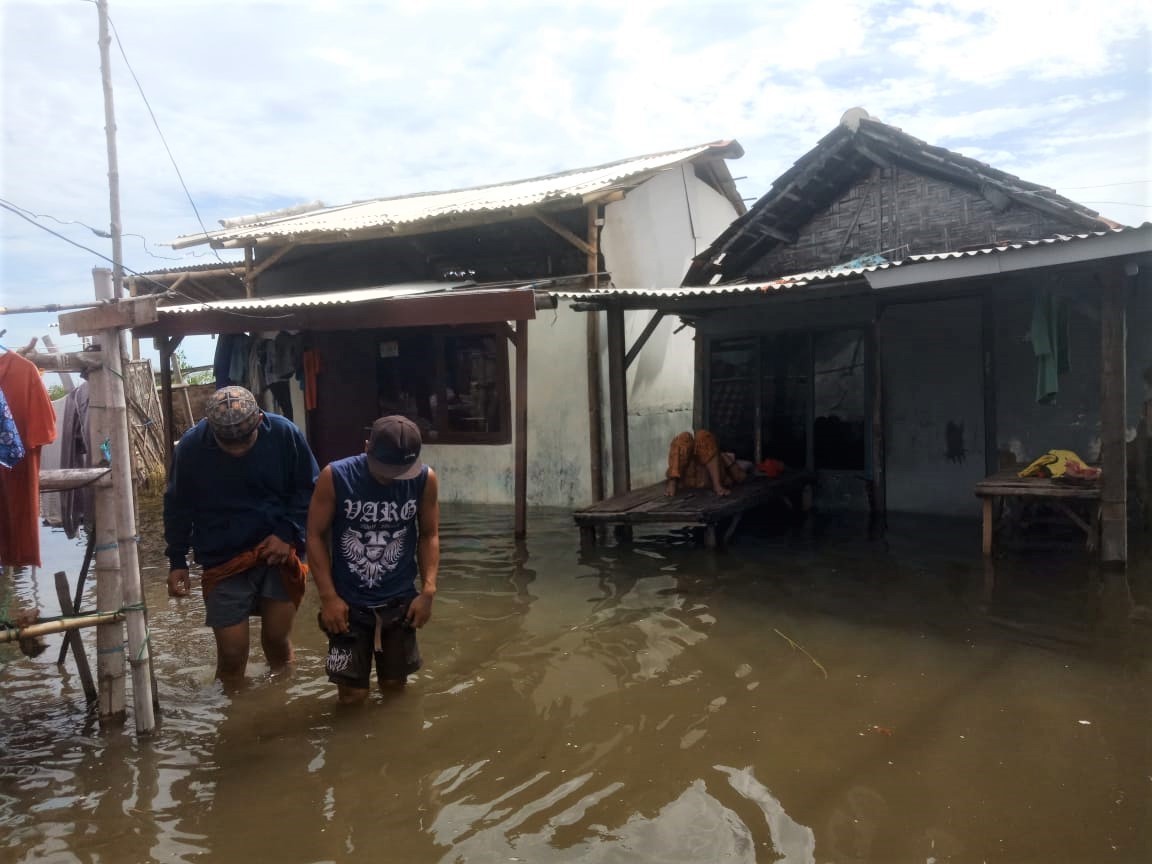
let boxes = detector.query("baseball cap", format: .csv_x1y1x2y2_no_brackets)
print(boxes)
366,415,423,480
206,386,262,442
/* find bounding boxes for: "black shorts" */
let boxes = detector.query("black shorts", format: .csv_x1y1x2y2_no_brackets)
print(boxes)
320,598,421,689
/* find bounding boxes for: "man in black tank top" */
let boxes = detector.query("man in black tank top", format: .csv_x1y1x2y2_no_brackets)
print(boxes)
307,416,440,705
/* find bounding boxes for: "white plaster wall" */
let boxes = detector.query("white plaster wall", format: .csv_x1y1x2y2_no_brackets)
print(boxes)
600,165,742,488
424,164,740,505
422,299,592,507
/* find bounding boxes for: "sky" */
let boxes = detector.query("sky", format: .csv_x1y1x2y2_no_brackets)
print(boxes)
1,0,1150,369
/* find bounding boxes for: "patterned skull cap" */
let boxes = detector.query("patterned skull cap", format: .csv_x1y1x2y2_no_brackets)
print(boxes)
206,386,262,441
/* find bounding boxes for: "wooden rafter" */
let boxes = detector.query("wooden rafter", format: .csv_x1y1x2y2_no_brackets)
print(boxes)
534,211,595,258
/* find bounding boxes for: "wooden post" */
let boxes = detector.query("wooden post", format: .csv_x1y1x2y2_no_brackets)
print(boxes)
128,277,140,360
693,331,706,430
585,204,604,502
96,272,157,734
245,245,255,297
54,571,97,703
982,292,998,476
88,273,126,721
92,267,157,732
1100,270,1128,564
158,336,175,469
868,318,886,529
606,304,631,495
57,531,96,666
514,319,529,538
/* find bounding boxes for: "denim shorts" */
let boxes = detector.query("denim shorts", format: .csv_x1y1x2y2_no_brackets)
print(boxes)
204,563,291,629
320,597,421,688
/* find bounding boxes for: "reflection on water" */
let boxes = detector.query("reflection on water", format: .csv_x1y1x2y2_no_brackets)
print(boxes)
1,501,1150,863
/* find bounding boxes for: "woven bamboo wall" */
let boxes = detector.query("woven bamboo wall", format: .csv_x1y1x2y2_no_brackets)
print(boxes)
749,167,1089,278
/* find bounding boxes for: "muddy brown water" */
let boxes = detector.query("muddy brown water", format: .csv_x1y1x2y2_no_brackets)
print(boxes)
2,499,1150,863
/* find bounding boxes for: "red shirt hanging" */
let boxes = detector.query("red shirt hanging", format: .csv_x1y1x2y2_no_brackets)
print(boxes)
0,351,57,567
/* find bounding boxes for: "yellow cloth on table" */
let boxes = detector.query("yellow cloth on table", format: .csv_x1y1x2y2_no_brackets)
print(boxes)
1018,449,1099,480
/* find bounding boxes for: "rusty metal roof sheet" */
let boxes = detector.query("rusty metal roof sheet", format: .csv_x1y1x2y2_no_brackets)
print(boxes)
174,141,744,250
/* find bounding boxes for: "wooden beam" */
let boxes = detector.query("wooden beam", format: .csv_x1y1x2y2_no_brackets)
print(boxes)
534,211,596,258
39,468,112,492
582,189,626,206
58,295,159,336
624,312,665,370
244,245,255,298
755,224,798,244
514,319,529,538
28,351,104,374
250,243,298,280
606,305,631,495
1099,270,1128,563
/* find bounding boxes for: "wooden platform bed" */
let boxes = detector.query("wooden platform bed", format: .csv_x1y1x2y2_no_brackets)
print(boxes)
573,471,815,548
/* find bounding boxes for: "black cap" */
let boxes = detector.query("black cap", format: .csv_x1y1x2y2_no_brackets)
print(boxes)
366,415,423,480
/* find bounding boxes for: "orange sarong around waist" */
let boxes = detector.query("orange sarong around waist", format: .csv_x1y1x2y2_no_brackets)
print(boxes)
201,539,309,609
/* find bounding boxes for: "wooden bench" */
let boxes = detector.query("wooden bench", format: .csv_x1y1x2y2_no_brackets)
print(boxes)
574,472,814,548
974,470,1102,557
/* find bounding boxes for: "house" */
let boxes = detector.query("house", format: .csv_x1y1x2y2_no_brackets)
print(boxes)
132,143,746,533
569,110,1152,562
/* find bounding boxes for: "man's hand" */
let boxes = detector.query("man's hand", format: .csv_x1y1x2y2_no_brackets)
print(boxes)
406,591,435,628
319,594,350,634
258,535,292,565
168,569,190,597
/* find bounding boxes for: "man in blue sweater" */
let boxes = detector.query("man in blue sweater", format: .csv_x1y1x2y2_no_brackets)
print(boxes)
164,386,319,683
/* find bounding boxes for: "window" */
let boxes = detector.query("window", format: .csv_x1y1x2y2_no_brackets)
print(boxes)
375,328,510,444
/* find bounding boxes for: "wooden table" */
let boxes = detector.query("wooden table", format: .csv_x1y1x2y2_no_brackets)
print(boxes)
974,470,1102,557
574,471,814,548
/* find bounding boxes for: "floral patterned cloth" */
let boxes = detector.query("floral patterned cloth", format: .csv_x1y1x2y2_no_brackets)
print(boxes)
0,385,25,469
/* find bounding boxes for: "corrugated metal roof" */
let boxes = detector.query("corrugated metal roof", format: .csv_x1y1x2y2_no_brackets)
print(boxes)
561,225,1150,300
175,141,743,249
158,281,474,315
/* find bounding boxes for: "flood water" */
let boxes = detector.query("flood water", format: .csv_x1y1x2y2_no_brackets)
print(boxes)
2,498,1150,863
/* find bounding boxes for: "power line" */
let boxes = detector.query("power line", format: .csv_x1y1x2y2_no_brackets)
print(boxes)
0,197,181,260
106,14,225,263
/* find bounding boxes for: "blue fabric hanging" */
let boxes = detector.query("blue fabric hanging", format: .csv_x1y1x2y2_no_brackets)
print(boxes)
0,385,25,469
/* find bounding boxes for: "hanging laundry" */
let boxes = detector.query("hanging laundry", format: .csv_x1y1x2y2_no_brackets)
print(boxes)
302,349,321,411
0,385,25,469
0,350,58,567
1031,286,1070,405
60,381,93,539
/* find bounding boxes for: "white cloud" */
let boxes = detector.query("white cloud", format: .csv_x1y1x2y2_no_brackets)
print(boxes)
1,0,1149,363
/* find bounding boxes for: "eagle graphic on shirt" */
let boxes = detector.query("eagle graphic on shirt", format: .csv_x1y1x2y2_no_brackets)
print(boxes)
340,526,409,587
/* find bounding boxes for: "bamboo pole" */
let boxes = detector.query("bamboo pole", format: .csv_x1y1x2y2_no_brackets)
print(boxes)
95,268,156,733
0,612,125,644
88,270,127,720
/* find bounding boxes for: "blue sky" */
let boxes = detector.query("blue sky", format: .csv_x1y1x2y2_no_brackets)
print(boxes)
2,0,1150,368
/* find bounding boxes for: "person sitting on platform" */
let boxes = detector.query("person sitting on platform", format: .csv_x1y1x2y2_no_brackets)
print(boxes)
665,429,747,498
